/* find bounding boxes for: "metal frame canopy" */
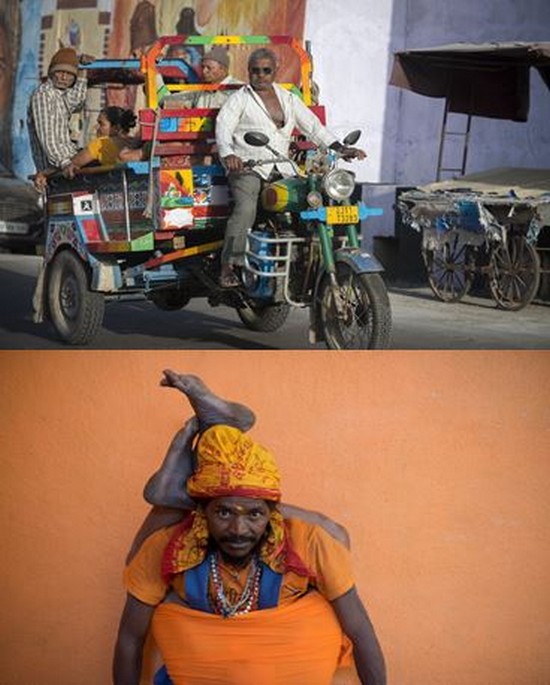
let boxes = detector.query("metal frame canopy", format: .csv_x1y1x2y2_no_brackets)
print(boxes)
389,41,550,121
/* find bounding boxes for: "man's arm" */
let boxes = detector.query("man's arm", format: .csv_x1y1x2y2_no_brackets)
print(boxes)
331,587,387,685
112,594,155,685
30,90,75,169
63,74,88,112
292,92,366,159
215,88,246,162
291,92,337,149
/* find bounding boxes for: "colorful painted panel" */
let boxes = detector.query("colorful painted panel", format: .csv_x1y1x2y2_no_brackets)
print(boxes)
160,168,194,229
45,219,87,261
159,114,214,136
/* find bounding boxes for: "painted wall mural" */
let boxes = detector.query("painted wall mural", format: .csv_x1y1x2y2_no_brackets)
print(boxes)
3,0,306,180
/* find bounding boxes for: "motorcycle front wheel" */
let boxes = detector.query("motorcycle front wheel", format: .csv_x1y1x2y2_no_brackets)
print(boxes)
318,265,391,349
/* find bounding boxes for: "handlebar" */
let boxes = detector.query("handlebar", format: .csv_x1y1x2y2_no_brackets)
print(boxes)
243,157,289,169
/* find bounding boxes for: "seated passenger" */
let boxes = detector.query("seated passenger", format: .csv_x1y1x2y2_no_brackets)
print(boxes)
33,105,141,188
163,43,200,85
64,106,141,176
163,46,242,110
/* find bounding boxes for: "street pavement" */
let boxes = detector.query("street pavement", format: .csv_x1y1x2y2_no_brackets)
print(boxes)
0,253,548,349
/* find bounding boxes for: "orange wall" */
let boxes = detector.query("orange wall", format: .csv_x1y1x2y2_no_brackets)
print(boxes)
1,350,549,685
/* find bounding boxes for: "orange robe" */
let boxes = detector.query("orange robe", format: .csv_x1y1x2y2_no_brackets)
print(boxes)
125,517,356,685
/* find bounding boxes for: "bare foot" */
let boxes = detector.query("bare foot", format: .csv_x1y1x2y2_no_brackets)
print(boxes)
160,370,256,431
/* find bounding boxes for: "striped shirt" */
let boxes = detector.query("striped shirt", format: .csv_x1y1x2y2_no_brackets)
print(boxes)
27,77,87,171
215,84,337,180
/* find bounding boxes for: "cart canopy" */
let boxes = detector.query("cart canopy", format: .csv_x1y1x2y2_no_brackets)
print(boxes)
390,41,550,121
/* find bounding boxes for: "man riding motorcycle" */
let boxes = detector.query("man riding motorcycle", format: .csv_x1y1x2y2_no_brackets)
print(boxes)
215,47,365,288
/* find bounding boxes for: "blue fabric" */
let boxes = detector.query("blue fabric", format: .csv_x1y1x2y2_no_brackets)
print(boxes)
153,665,172,685
184,556,211,612
257,563,283,609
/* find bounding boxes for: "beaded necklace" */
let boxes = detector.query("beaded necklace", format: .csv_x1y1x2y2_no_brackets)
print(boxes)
209,551,262,618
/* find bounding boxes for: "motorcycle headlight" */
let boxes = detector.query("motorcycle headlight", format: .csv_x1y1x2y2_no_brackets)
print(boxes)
323,169,356,201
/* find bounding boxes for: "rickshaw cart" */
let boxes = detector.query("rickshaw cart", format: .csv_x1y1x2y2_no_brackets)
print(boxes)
390,42,550,310
38,35,390,347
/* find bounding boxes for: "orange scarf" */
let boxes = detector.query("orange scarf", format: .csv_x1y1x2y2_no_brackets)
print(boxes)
152,591,355,685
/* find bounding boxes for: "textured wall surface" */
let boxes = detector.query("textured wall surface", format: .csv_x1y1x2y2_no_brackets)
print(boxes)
1,350,549,684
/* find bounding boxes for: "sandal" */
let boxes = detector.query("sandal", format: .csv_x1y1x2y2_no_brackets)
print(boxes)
219,265,241,288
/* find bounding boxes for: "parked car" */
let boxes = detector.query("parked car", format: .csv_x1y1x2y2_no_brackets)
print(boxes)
0,165,44,253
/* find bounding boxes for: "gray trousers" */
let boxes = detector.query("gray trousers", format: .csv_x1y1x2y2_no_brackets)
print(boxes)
222,171,263,267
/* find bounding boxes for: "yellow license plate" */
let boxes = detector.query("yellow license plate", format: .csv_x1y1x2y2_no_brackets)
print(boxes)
325,205,359,224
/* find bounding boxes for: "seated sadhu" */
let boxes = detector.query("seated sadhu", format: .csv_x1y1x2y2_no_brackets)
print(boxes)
113,373,386,685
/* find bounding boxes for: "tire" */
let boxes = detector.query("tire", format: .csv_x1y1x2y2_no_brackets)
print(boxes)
318,265,391,349
47,250,105,344
488,234,540,311
150,290,189,311
236,301,290,332
423,231,474,302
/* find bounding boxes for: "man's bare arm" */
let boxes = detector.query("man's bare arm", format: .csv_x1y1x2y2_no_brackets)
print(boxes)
113,595,155,685
331,586,386,685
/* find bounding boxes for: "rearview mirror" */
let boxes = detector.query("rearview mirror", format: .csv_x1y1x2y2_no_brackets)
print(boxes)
244,131,269,147
343,130,361,146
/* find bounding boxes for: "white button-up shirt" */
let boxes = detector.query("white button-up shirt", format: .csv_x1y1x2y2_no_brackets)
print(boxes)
216,84,337,179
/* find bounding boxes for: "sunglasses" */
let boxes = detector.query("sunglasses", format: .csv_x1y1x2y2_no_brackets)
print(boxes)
250,66,273,75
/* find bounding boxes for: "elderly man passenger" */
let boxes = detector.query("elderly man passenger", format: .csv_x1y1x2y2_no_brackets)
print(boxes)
164,45,241,110
28,47,92,178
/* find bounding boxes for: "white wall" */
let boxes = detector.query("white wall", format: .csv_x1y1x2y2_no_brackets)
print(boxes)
304,0,403,183
305,0,550,186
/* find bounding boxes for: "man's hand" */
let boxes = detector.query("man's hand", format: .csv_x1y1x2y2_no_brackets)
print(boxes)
223,154,244,172
340,146,366,161
79,53,96,65
62,162,79,179
33,171,48,192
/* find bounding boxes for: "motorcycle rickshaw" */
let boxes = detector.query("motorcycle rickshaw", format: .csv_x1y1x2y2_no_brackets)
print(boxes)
38,35,392,348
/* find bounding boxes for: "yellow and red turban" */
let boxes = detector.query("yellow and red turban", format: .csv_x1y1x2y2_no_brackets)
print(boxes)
186,424,282,502
162,426,313,579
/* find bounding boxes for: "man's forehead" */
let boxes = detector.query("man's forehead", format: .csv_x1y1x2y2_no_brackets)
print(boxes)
202,59,223,69
249,57,276,68
211,496,268,512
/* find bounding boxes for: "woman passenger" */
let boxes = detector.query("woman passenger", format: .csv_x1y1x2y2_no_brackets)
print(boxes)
66,105,141,173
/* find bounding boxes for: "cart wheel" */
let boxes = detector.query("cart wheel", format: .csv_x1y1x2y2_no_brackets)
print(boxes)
150,290,189,311
47,250,105,344
488,234,540,311
423,231,474,302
